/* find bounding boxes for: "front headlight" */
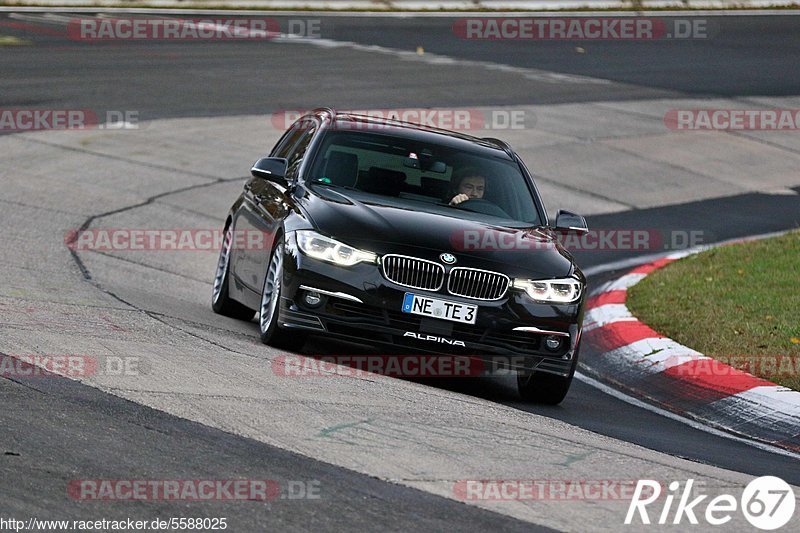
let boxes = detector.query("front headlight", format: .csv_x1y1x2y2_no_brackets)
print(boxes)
512,277,582,303
296,230,377,267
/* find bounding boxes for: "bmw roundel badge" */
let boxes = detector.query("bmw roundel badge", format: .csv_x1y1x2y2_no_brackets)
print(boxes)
440,253,456,265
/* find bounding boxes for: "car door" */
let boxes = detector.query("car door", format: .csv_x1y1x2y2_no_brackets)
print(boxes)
232,119,318,294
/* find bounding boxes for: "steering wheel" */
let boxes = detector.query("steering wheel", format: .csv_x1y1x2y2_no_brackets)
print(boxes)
455,198,510,218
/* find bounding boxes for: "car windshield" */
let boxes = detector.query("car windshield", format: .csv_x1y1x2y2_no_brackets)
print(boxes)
305,129,543,227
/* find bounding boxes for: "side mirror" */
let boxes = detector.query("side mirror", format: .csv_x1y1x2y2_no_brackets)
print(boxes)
251,157,289,185
554,209,589,233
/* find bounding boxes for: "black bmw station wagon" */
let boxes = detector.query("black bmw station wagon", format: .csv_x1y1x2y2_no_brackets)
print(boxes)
212,108,588,404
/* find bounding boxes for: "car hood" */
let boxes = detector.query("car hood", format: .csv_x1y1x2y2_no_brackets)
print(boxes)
299,187,576,279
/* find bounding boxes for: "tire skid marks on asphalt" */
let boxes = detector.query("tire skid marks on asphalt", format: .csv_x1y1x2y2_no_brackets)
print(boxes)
697,387,800,452
603,337,708,374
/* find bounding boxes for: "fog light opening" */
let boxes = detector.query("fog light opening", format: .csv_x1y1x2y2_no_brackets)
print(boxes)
303,290,322,308
544,335,562,352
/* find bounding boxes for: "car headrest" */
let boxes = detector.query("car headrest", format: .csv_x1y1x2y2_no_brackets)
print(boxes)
324,151,359,188
360,167,407,196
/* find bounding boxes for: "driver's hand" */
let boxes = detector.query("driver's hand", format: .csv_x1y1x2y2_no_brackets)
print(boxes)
450,193,469,205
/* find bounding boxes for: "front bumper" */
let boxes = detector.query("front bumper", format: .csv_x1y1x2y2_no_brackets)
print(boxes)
281,233,584,376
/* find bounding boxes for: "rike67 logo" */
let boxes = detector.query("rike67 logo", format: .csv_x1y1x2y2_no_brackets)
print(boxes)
626,477,796,530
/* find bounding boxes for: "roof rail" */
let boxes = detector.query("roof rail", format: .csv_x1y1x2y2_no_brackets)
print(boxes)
310,107,337,120
482,137,515,158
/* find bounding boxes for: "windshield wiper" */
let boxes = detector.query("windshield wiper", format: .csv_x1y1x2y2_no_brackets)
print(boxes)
311,180,356,191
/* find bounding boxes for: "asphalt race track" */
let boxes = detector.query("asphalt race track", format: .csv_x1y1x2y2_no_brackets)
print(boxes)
3,14,800,119
1,10,799,531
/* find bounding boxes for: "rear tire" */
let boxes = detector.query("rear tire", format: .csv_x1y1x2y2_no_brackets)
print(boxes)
212,225,255,320
517,346,579,405
258,241,307,351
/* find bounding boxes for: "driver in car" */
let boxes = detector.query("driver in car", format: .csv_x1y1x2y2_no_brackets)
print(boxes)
448,167,486,205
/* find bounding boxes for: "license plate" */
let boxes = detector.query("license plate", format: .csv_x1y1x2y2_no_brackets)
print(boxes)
402,292,477,324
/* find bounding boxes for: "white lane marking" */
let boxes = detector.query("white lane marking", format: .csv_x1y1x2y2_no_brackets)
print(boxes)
40,12,76,23
8,12,73,25
270,33,611,85
6,10,616,85
5,11,609,85
575,372,800,461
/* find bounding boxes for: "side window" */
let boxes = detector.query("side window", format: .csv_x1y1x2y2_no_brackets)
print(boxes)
285,122,317,178
271,121,306,159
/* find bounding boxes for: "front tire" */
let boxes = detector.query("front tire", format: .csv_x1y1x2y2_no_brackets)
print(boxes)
212,225,255,320
259,241,307,351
